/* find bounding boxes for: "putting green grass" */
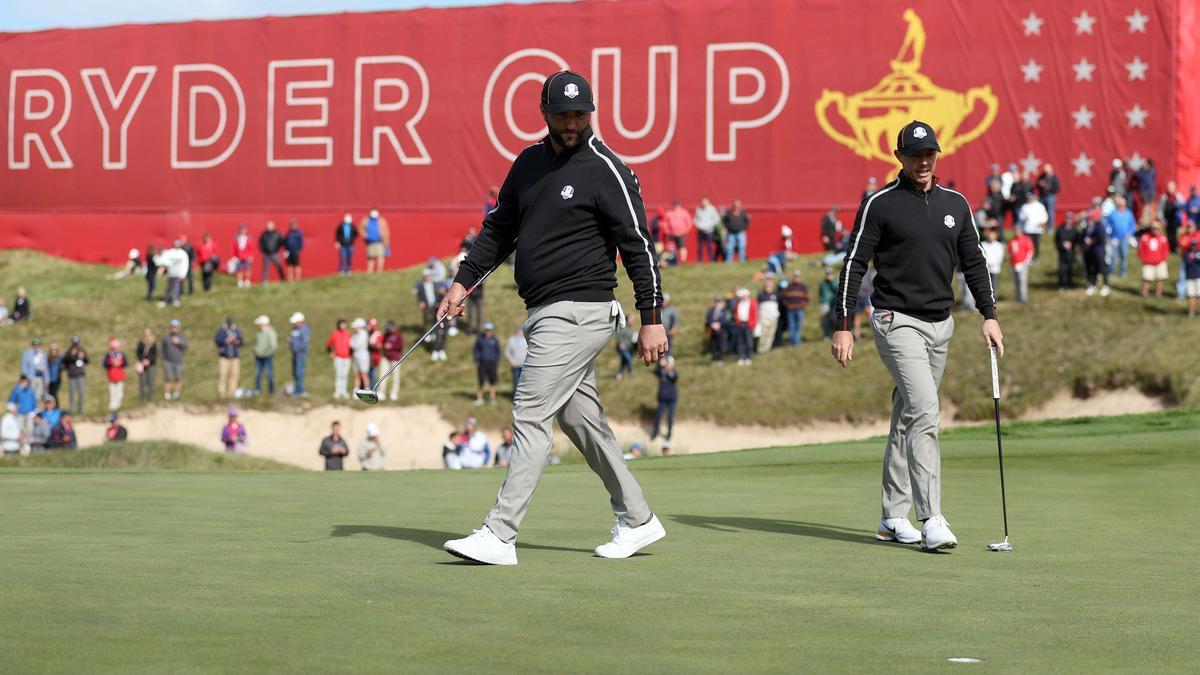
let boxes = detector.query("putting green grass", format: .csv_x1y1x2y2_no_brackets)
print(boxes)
2,410,1197,672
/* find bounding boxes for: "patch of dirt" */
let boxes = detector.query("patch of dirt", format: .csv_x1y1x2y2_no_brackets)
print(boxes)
72,388,1168,470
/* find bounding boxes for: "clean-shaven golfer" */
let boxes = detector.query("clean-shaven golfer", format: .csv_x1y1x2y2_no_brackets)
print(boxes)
440,71,669,565
831,120,1005,551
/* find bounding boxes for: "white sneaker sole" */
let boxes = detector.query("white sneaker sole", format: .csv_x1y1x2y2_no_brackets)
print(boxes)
921,539,958,551
442,542,518,566
875,529,921,545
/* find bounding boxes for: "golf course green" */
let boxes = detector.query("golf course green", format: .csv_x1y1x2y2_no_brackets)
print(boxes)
3,410,1197,672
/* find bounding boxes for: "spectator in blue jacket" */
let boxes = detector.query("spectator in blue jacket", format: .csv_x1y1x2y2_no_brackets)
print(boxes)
650,356,678,445
1135,160,1156,211
472,322,501,406
288,312,310,397
284,219,304,282
214,317,244,399
20,337,49,404
704,295,729,363
8,376,38,416
41,395,62,429
1104,195,1137,277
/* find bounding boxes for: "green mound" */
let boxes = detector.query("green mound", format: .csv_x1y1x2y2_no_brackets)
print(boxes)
0,441,297,470
0,410,1195,671
1,247,1197,429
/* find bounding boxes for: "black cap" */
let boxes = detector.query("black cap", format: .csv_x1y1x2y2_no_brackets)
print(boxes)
896,120,941,156
540,71,595,114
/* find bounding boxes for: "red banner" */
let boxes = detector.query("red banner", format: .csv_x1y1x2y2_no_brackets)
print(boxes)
0,0,1189,273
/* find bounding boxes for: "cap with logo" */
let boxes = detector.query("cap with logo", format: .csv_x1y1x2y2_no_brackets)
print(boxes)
541,71,595,114
896,120,941,156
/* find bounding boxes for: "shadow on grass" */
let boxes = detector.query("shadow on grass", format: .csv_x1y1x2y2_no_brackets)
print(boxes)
669,514,902,549
328,524,593,554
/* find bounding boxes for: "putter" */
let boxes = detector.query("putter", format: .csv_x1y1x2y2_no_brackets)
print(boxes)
355,258,507,405
986,344,1013,552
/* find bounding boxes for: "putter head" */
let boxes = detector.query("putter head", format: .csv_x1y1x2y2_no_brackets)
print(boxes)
354,388,380,405
987,539,1013,552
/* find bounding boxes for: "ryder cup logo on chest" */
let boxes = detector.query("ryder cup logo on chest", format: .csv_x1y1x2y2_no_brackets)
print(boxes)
561,185,575,200
913,126,928,139
564,83,580,99
944,214,956,228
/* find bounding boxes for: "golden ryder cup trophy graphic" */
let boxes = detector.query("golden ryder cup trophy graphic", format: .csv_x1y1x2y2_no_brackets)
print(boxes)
815,9,998,178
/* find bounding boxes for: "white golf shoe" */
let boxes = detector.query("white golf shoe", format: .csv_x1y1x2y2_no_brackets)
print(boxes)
876,517,922,544
594,514,666,558
443,527,517,565
921,515,958,551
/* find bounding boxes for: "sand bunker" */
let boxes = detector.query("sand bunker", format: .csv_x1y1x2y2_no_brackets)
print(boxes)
72,388,1167,470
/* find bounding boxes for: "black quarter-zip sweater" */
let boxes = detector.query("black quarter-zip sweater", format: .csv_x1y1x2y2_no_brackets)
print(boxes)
833,171,997,329
453,128,663,325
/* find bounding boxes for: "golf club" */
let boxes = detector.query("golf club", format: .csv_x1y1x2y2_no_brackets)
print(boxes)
986,344,1013,552
355,257,507,405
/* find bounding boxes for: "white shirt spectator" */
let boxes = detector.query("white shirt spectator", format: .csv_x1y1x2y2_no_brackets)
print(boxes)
357,438,386,470
1019,201,1049,235
693,204,721,234
2,406,22,453
159,247,190,279
982,240,1006,275
458,430,490,469
426,259,447,285
505,333,528,368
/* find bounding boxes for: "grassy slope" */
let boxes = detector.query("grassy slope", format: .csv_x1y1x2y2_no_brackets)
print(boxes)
1,410,1196,672
1,248,1198,429
0,441,297,470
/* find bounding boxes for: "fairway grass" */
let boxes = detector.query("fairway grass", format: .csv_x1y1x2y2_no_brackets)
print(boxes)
2,412,1198,672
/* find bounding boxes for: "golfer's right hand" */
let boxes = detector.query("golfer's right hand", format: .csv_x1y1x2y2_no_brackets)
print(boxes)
437,283,468,321
831,331,855,367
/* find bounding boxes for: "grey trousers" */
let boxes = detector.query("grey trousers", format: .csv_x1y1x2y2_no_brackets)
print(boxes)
483,301,652,543
872,309,954,521
68,376,85,415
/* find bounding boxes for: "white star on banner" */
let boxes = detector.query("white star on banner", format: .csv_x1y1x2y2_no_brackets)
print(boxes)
1126,9,1149,33
1022,11,1044,36
1072,105,1096,129
1073,10,1097,34
1020,58,1044,83
1020,152,1042,175
1128,152,1146,170
1019,105,1043,129
1125,104,1149,129
1071,152,1095,176
1073,58,1097,82
1125,56,1149,81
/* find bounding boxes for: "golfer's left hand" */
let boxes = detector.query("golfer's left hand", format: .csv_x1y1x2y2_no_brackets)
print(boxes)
982,319,1004,358
638,324,669,366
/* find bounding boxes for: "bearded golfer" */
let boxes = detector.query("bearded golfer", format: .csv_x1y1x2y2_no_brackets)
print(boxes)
440,71,668,565
831,120,1005,551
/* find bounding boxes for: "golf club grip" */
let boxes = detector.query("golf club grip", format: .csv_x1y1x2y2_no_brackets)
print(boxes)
989,345,1000,400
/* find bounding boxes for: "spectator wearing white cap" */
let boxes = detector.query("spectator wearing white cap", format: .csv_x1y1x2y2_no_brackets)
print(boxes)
357,422,386,470
349,318,371,392
287,312,310,397
472,322,501,406
161,319,189,401
457,417,489,469
252,315,278,396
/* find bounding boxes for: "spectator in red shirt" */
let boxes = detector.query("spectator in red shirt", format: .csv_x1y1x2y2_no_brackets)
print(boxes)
663,200,695,264
103,338,128,412
1007,230,1034,304
367,318,384,385
233,223,254,288
380,321,405,402
732,287,758,366
1138,220,1170,299
196,233,220,292
325,319,352,399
